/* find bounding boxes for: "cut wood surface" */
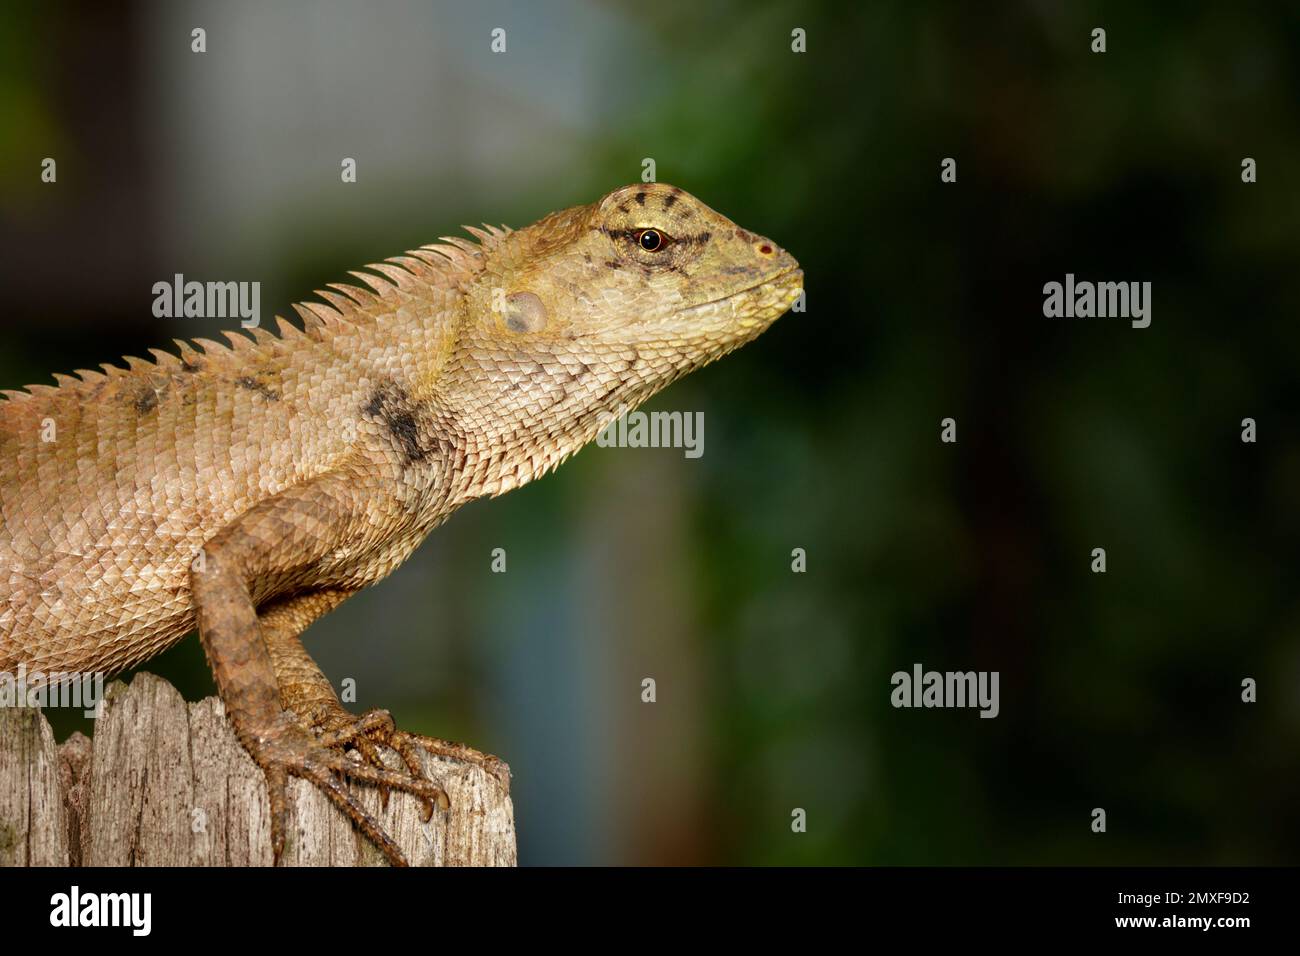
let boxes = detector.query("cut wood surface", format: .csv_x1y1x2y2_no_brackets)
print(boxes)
0,673,516,866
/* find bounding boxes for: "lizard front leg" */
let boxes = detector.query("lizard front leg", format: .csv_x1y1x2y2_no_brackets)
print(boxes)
258,589,511,810
257,588,407,777
190,470,449,867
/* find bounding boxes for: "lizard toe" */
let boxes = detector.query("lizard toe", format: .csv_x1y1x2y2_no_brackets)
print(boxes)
245,711,449,866
394,730,513,794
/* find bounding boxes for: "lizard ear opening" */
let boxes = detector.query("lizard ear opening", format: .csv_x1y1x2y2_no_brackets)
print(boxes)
501,291,548,334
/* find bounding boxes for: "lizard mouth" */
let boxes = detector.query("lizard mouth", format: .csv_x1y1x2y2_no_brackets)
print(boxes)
680,266,804,315
573,266,804,344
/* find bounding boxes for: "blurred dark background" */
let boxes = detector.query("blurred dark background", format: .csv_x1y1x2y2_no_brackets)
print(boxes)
2,0,1299,865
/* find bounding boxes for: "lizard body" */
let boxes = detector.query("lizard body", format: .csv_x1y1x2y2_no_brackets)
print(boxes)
0,183,801,864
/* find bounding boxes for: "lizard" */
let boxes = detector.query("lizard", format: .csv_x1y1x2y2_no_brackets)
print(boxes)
0,182,802,866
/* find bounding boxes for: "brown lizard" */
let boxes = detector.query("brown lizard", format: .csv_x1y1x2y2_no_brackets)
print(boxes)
0,183,802,865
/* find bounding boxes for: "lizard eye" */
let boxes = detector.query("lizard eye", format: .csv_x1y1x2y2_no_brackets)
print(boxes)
636,228,667,252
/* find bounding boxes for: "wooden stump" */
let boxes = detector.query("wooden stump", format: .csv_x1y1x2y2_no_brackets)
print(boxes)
0,673,516,866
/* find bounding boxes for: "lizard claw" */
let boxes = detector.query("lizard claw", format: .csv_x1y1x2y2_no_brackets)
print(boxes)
391,729,512,795
249,711,449,867
315,707,510,799
313,707,459,819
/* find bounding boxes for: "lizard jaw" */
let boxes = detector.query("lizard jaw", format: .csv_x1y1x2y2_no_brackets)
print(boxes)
678,266,804,316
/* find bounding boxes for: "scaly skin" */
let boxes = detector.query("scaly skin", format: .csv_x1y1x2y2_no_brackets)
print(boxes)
0,183,802,865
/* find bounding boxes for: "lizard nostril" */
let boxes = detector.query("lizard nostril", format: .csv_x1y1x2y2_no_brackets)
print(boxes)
757,243,774,256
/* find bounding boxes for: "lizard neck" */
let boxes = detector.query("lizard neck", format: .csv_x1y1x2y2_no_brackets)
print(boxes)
434,334,696,505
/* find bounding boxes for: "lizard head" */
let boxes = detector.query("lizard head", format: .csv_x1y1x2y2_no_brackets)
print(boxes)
448,183,802,496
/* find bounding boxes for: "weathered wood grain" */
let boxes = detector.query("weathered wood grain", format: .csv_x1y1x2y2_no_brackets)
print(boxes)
0,673,516,866
0,705,69,865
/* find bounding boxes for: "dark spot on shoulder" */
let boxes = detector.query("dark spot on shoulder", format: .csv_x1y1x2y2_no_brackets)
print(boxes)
604,259,623,270
583,253,592,264
663,193,678,209
235,376,280,401
362,382,436,466
616,203,629,214
634,191,646,206
133,388,159,414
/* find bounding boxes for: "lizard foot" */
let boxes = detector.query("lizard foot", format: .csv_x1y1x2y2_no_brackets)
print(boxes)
315,708,512,808
250,710,450,867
